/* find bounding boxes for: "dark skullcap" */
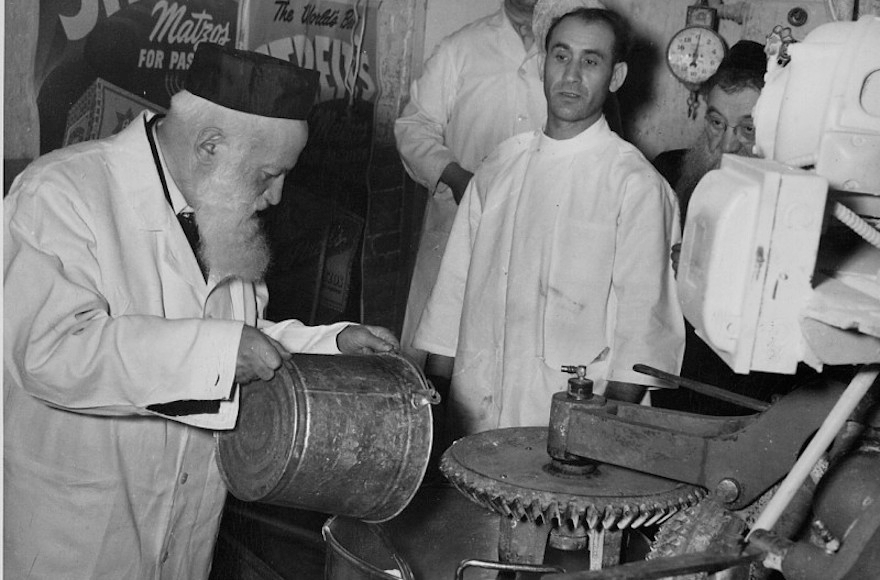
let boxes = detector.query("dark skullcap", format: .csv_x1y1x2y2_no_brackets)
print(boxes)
185,43,319,120
719,40,767,75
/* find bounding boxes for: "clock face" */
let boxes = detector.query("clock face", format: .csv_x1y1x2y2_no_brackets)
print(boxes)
666,27,728,85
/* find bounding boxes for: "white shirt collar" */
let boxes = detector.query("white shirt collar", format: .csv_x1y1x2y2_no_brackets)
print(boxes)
150,121,191,214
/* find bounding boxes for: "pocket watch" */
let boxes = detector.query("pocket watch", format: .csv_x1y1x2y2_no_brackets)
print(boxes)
666,26,728,86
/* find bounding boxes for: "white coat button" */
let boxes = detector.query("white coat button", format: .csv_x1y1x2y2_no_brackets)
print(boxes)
180,472,188,484
162,551,169,563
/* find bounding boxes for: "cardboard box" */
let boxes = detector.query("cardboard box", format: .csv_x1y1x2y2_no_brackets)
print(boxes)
63,78,166,146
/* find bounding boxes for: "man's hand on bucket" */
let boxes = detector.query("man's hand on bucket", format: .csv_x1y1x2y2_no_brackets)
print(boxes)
337,324,400,355
236,325,291,384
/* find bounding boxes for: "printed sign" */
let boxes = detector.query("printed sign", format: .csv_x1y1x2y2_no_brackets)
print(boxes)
242,0,378,322
240,0,378,104
36,0,238,153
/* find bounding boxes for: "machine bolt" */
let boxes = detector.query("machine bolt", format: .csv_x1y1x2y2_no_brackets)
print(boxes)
715,478,741,504
787,7,808,26
567,377,594,400
562,365,594,400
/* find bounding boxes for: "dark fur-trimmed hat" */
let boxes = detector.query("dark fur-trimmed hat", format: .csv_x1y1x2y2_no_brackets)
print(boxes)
185,43,319,120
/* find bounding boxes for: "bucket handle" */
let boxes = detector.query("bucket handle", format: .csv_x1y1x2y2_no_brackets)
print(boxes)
366,523,416,580
410,384,441,409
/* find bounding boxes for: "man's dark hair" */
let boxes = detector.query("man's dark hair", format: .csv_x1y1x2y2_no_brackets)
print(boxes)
703,40,766,95
545,8,633,63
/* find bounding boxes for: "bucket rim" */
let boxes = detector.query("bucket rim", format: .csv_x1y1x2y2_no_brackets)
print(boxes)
321,516,405,580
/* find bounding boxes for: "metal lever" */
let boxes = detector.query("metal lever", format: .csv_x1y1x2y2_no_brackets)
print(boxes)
633,364,770,412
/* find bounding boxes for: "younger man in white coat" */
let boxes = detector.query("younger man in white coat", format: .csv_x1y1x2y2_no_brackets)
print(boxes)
414,6,684,438
4,44,397,579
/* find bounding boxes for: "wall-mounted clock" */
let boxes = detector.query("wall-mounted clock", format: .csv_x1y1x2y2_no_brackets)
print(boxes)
666,1,729,118
666,26,728,86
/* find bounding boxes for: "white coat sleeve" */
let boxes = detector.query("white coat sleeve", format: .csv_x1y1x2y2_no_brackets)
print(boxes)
253,283,347,354
412,177,483,356
607,168,685,387
393,41,460,192
4,181,242,417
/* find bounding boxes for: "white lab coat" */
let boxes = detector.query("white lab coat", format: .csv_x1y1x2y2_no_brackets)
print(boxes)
414,119,685,435
3,112,346,579
394,4,546,366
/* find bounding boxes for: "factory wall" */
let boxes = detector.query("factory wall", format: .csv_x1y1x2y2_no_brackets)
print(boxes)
2,0,859,336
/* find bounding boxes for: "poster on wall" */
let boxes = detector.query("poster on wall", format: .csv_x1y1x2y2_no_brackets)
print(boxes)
36,0,239,154
240,0,379,324
239,0,378,209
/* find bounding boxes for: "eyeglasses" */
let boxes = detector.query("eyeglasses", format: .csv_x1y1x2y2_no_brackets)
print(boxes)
705,112,756,144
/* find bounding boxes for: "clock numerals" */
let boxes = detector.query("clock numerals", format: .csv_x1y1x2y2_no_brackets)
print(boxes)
667,26,728,86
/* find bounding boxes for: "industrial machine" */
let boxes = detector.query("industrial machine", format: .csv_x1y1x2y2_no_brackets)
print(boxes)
439,15,880,580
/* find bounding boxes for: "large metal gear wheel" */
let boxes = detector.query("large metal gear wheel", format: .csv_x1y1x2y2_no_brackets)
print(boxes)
440,427,707,531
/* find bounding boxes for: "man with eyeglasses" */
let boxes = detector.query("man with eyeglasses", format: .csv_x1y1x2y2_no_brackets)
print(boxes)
649,40,815,416
654,40,766,219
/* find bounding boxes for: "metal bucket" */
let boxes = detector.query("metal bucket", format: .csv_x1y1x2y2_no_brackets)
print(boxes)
323,516,413,580
323,486,654,580
216,352,437,522
323,486,502,580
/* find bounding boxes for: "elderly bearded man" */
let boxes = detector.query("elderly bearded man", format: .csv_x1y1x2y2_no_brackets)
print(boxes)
4,44,398,579
413,5,684,438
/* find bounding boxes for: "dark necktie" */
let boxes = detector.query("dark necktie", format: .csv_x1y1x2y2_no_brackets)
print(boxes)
177,211,208,281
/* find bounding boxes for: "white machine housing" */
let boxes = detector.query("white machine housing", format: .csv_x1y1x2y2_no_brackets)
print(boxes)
678,155,828,374
678,15,880,374
754,15,880,195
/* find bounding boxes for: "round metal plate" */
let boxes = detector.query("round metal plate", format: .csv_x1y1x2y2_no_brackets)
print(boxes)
441,427,706,529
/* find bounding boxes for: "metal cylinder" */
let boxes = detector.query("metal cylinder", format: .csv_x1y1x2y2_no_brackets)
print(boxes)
216,353,436,523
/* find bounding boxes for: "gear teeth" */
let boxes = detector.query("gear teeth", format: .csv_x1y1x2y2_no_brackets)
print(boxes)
633,507,649,529
630,503,651,528
642,505,666,527
559,500,580,525
636,504,665,527
440,427,706,535
602,505,621,530
545,501,561,524
618,503,636,530
542,501,557,524
583,505,599,530
529,502,555,523
510,497,527,521
490,495,512,517
655,506,679,526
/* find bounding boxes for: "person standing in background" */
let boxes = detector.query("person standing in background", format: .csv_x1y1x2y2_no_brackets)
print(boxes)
414,5,683,438
394,0,548,376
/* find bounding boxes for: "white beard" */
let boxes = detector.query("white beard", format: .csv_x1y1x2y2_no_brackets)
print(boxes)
193,164,271,282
